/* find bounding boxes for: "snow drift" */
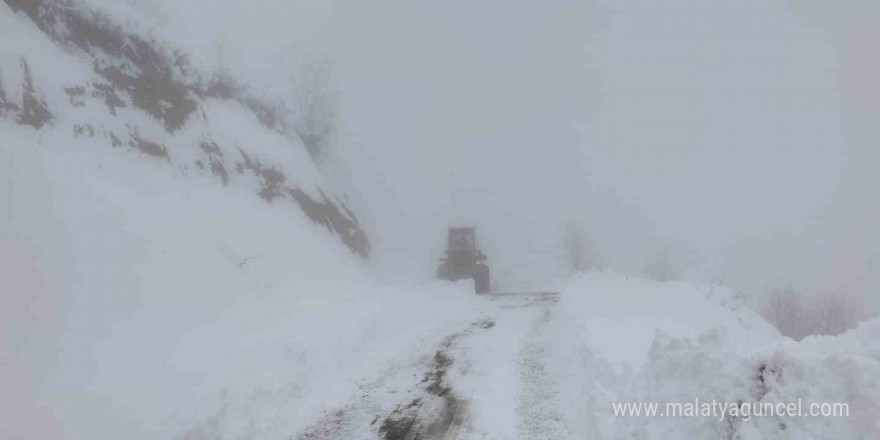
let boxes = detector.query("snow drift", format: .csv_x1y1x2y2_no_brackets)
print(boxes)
551,273,880,439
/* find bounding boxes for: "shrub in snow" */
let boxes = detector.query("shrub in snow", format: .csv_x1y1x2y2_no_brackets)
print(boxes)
762,286,804,338
16,57,52,129
643,245,681,282
809,292,863,336
762,286,864,340
562,221,604,273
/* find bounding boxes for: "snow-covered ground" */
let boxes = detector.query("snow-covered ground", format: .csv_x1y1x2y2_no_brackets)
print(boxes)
0,126,478,439
282,274,880,440
3,1,880,439
4,124,880,439
554,274,880,439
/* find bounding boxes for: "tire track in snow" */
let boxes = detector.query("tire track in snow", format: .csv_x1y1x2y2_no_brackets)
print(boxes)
297,318,494,440
516,301,566,440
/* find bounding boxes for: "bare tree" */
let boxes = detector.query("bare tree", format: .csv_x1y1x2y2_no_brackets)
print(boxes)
17,57,52,129
762,286,804,338
762,286,863,340
643,245,680,282
809,292,862,337
562,221,603,274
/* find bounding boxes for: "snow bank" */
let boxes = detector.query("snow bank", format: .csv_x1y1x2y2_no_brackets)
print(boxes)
556,272,776,372
614,320,880,439
552,272,880,439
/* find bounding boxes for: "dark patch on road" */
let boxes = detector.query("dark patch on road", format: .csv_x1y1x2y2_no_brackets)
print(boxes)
299,406,355,440
486,291,559,297
424,351,453,397
494,292,560,309
473,318,495,329
379,399,422,440
421,395,467,439
377,324,483,440
299,318,487,440
378,393,468,440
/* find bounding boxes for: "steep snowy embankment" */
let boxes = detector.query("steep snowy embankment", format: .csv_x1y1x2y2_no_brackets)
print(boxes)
0,1,414,438
0,0,369,258
0,128,482,439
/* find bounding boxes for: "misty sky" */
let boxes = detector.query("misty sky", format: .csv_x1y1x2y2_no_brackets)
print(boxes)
113,0,878,308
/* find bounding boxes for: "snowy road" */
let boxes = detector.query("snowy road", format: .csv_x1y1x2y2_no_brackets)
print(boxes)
173,274,877,440
296,292,567,440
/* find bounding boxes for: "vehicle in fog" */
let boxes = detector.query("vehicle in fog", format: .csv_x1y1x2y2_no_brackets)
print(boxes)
436,227,491,293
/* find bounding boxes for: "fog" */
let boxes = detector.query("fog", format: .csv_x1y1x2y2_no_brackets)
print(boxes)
110,0,878,309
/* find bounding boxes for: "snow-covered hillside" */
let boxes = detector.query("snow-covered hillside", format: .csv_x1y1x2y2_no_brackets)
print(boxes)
0,117,477,439
0,0,368,258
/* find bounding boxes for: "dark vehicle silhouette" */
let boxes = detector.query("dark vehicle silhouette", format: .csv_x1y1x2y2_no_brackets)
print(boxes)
436,227,490,293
